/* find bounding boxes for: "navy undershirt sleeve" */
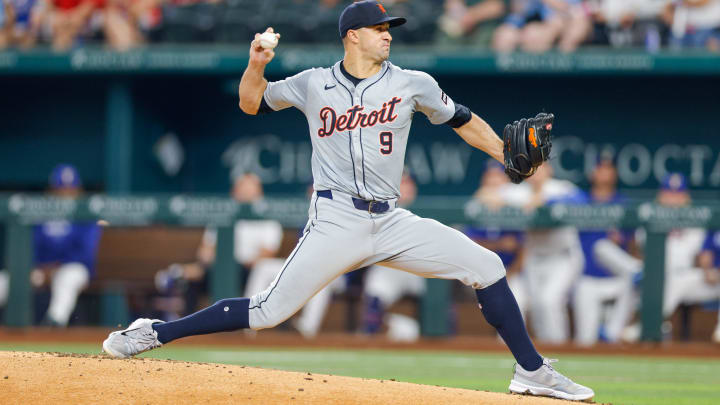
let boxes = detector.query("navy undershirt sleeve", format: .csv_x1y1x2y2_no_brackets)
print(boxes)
445,103,472,128
256,96,275,115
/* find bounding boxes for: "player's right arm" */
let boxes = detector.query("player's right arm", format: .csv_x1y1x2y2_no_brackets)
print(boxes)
238,28,277,115
240,28,315,115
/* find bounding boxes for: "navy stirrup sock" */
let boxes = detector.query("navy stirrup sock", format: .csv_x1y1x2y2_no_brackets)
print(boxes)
475,277,542,371
152,298,250,344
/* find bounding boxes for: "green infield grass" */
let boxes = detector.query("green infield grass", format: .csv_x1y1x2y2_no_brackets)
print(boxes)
1,342,718,405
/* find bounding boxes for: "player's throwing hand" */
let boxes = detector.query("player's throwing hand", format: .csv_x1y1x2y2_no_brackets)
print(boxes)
249,28,281,66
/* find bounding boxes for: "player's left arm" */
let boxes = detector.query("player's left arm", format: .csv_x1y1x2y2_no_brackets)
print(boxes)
452,112,504,163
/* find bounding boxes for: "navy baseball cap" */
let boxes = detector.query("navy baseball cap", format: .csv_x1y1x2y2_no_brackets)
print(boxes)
661,172,687,192
49,164,81,189
339,1,406,38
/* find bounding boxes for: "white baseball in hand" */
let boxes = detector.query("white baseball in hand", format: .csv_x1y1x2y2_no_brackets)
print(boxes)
259,32,279,49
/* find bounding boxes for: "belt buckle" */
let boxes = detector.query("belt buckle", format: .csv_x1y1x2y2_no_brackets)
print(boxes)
367,201,375,213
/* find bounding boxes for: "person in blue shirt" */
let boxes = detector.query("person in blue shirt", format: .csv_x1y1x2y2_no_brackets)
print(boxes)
0,164,102,326
572,158,642,346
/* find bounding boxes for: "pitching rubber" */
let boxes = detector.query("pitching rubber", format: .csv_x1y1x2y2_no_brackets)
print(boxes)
508,379,595,402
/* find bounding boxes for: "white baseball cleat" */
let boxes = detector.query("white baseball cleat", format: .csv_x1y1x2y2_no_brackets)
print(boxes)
509,358,594,402
103,318,164,358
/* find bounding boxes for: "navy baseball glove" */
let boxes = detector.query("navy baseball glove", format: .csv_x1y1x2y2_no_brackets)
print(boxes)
502,113,554,184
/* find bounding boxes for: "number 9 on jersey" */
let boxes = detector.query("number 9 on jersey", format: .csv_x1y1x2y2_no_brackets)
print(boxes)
380,131,393,155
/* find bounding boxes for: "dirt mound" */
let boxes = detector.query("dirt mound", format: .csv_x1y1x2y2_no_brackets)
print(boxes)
0,351,582,404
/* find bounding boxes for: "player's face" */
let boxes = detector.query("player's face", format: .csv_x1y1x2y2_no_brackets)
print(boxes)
357,23,392,62
658,190,690,207
51,187,81,199
232,174,264,203
592,161,617,189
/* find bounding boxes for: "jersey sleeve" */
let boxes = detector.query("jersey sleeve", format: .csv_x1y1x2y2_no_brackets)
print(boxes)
263,68,316,113
412,71,456,125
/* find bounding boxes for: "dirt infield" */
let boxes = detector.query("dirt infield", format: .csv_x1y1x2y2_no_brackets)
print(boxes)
0,351,587,405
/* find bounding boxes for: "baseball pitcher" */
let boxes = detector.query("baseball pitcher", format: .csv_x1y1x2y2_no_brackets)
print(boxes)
103,1,592,401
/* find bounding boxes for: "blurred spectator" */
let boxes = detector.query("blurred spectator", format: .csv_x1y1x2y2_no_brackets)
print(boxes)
103,0,145,51
0,0,46,50
572,158,641,346
0,164,102,326
155,172,283,318
656,173,716,337
622,173,708,342
13,0,47,49
504,163,584,343
470,159,513,210
362,172,427,342
665,0,720,51
437,0,506,47
589,0,669,50
48,0,97,51
47,0,145,51
225,173,284,300
493,0,591,53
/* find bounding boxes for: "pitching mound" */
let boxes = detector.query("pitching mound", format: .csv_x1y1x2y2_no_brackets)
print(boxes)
0,351,581,404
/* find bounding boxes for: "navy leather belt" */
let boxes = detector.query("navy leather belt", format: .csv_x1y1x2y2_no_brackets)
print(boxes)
317,190,390,214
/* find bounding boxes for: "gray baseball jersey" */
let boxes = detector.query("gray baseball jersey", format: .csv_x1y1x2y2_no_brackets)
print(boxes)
264,60,455,201
247,60,506,331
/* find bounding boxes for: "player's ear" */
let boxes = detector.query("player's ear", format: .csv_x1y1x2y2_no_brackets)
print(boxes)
346,29,360,44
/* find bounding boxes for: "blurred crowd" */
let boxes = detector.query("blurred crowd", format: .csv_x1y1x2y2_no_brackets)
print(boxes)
1,0,719,52
471,160,720,345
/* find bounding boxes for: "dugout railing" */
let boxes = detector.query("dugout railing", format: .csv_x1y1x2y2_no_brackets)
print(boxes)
3,193,718,342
